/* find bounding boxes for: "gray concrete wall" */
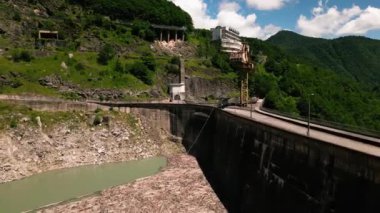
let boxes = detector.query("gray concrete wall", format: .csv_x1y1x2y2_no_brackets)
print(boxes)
188,109,380,213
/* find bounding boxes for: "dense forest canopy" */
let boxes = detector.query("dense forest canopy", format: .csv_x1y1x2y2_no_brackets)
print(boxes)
245,36,380,133
70,0,193,30
267,31,380,88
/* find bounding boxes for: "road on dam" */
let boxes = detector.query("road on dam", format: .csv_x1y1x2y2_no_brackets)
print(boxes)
224,101,380,158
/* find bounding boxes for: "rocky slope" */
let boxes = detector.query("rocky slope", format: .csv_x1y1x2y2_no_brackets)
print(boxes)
0,110,183,183
38,155,226,213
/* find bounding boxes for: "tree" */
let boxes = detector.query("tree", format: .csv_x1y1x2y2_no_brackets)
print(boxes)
141,52,156,71
114,59,123,73
97,44,116,65
253,70,278,98
12,50,32,62
129,62,152,85
211,53,233,73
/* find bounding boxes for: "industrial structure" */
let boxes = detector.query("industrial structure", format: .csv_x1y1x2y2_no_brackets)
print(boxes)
151,24,186,42
35,30,64,49
169,58,186,101
211,26,254,106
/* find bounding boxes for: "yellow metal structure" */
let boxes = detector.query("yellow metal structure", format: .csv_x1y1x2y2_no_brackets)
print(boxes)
230,43,254,106
240,71,249,106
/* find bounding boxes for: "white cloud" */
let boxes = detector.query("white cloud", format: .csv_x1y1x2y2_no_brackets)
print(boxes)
337,7,380,36
246,0,287,10
169,0,217,29
170,0,281,39
219,1,240,12
297,3,380,38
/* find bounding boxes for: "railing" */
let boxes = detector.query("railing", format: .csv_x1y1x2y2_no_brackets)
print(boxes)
260,106,380,138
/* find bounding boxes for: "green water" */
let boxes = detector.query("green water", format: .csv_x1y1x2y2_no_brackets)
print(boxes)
0,157,166,213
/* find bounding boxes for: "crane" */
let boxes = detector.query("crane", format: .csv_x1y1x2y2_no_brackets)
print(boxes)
211,26,254,106
229,43,254,106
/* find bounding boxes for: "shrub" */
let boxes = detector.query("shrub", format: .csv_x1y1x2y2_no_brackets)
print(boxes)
165,64,179,74
114,59,123,73
62,92,81,100
129,62,152,85
75,62,85,71
10,79,23,88
10,120,17,128
202,59,212,67
93,114,102,126
12,50,33,62
170,56,181,65
13,12,21,22
97,44,115,65
211,53,233,73
142,52,156,71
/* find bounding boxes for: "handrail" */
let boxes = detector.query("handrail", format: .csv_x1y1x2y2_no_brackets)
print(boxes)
259,106,380,138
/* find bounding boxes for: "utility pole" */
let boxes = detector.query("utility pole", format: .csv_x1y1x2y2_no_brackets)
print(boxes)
307,93,314,136
250,101,253,118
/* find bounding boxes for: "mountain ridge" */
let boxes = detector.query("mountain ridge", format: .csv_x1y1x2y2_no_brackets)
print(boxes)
267,30,380,87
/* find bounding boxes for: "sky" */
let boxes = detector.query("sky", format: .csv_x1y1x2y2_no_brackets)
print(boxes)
170,0,380,40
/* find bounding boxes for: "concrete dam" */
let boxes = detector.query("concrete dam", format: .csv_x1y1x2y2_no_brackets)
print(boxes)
2,97,380,213
102,103,379,213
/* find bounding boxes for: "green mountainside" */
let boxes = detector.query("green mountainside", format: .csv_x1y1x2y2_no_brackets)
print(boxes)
267,30,380,87
0,1,379,132
70,0,193,30
246,35,380,133
0,0,235,101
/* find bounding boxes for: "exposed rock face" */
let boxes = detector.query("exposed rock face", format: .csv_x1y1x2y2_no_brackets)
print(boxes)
0,112,183,183
0,72,23,88
186,77,237,100
152,41,197,57
39,75,64,88
39,75,126,100
38,155,226,213
0,75,11,86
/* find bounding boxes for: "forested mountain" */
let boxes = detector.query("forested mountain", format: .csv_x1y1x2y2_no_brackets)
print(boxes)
70,0,193,29
246,36,380,133
267,31,380,88
0,0,379,132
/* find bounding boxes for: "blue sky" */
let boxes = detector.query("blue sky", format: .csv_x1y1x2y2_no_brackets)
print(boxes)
171,0,380,39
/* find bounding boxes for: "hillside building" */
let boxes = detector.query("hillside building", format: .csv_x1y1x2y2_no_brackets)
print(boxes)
38,30,59,40
152,24,186,42
211,26,243,53
36,30,64,49
211,26,254,106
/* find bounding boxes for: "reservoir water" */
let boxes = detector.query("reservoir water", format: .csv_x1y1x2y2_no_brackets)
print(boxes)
0,156,166,213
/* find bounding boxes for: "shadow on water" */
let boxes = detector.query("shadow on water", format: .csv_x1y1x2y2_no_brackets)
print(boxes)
179,107,380,213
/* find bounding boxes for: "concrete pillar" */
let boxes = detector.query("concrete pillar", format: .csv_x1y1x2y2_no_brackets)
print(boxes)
167,31,170,42
182,32,185,41
175,31,178,41
180,58,185,83
160,30,163,41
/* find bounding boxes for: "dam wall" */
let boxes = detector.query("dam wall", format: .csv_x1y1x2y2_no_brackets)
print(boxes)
186,109,380,213
2,97,379,213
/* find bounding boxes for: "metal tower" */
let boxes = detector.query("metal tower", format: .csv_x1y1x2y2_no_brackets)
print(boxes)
230,43,254,106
